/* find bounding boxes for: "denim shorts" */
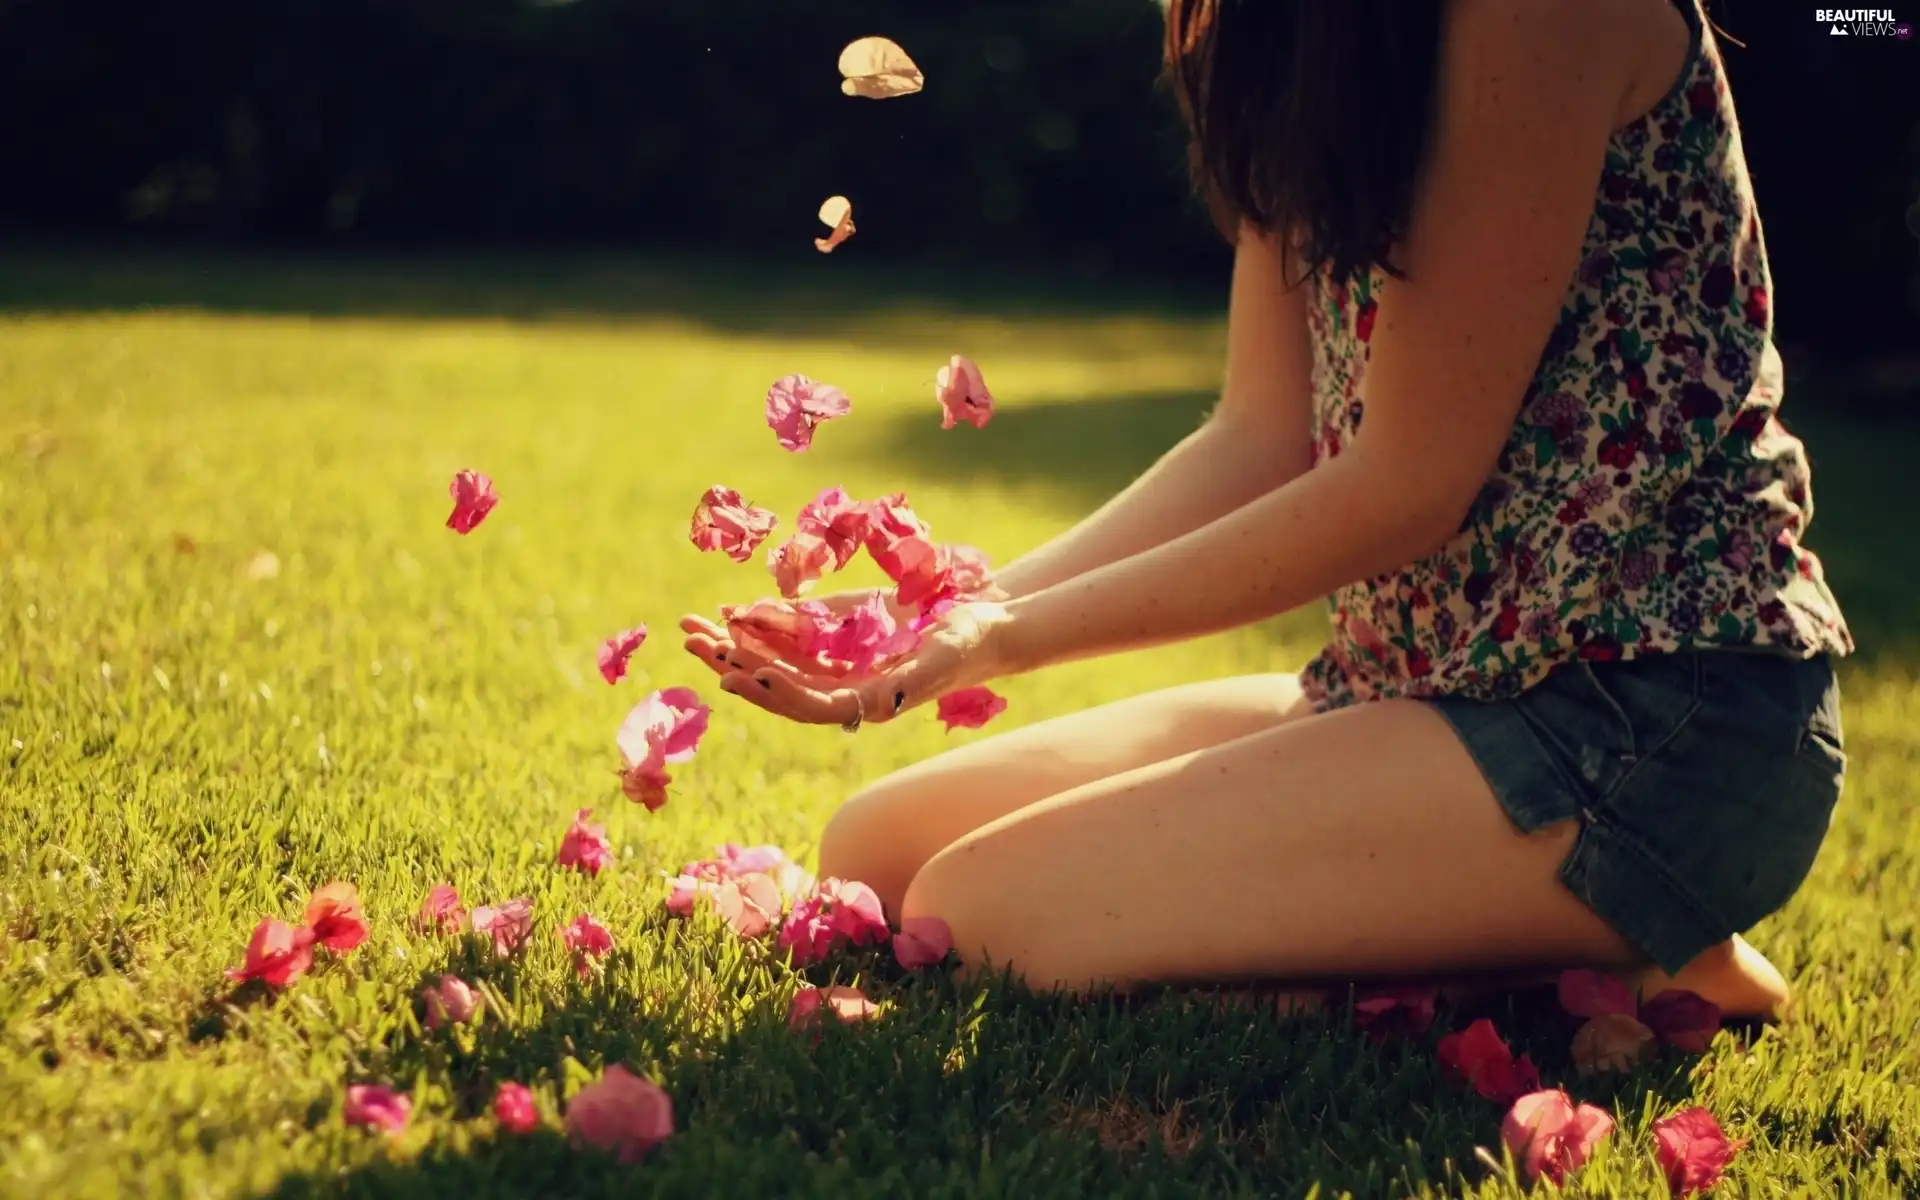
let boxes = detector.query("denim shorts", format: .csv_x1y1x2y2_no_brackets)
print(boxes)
1427,650,1845,974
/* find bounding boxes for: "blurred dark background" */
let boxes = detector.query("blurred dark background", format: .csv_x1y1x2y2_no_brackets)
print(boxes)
1,0,1914,368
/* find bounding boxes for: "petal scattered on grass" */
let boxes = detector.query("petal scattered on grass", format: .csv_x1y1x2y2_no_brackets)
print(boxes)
422,975,481,1029
597,626,649,685
417,884,465,934
893,916,953,970
668,845,811,919
1638,989,1723,1053
304,882,369,953
814,195,856,254
493,1082,538,1135
935,354,994,430
566,1065,674,1163
1350,986,1439,1043
562,914,616,977
765,374,853,453
1652,1107,1744,1197
1501,1089,1615,1185
226,918,316,990
1557,968,1638,1019
936,686,1007,731
471,898,534,958
837,36,924,99
777,877,890,967
556,808,616,876
446,470,498,534
1437,1018,1541,1105
1571,1012,1657,1075
689,485,779,562
245,550,281,580
344,1084,412,1133
711,873,785,939
788,984,882,1031
616,687,711,811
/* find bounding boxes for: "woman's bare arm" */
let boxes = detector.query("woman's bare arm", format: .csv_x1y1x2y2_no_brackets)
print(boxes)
988,228,1316,600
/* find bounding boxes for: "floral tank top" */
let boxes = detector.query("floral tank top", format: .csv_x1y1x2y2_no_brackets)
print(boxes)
1299,0,1853,710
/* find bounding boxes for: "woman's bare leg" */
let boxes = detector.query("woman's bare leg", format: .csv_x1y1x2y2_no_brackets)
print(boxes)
817,673,1315,914
896,697,1790,1020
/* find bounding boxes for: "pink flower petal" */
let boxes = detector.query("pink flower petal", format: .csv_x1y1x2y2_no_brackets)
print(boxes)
809,591,920,676
1557,968,1638,1019
788,984,881,1032
562,914,616,977
1653,1107,1744,1197
226,918,316,990
765,374,852,452
795,487,870,568
596,626,649,685
776,877,890,967
936,686,1007,731
935,354,994,430
417,884,465,934
422,974,481,1029
1350,986,1439,1042
556,808,616,876
721,598,839,673
304,882,369,954
711,873,785,939
493,1082,538,1135
892,916,953,970
446,470,498,535
344,1084,412,1133
690,485,779,562
615,688,711,812
767,531,837,599
1501,1088,1615,1184
1638,989,1723,1053
471,897,534,958
1436,1018,1540,1105
566,1065,674,1163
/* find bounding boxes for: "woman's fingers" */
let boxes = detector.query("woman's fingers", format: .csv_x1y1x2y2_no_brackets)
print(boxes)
682,631,738,678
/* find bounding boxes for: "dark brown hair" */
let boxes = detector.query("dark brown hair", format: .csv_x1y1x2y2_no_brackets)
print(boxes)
1162,0,1446,283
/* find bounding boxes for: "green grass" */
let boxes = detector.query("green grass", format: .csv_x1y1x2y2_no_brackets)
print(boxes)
2,247,1916,1198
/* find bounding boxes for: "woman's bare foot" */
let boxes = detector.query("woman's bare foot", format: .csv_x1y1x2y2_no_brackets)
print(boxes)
1626,935,1790,1022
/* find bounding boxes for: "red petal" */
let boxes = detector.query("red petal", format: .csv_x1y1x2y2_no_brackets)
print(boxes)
1638,989,1723,1053
1556,968,1638,1019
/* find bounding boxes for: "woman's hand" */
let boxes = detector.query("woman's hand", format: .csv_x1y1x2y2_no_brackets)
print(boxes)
679,581,1011,683
693,600,1014,730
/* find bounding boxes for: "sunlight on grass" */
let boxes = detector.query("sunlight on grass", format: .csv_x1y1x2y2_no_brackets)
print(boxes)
1,253,1915,1197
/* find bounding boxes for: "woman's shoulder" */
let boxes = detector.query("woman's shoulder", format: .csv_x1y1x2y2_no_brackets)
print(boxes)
1440,0,1692,126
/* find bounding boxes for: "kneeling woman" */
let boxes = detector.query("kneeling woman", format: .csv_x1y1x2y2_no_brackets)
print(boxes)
683,0,1851,1019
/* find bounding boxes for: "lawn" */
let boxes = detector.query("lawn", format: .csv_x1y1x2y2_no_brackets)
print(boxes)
1,246,1916,1198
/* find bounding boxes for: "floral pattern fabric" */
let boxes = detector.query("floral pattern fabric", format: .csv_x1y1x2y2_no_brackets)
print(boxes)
1300,2,1852,710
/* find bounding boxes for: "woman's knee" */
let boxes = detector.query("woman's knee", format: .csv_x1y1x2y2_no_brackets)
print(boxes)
816,782,924,916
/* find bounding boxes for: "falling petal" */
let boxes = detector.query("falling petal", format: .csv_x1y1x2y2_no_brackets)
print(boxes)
815,195,856,253
837,36,924,99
